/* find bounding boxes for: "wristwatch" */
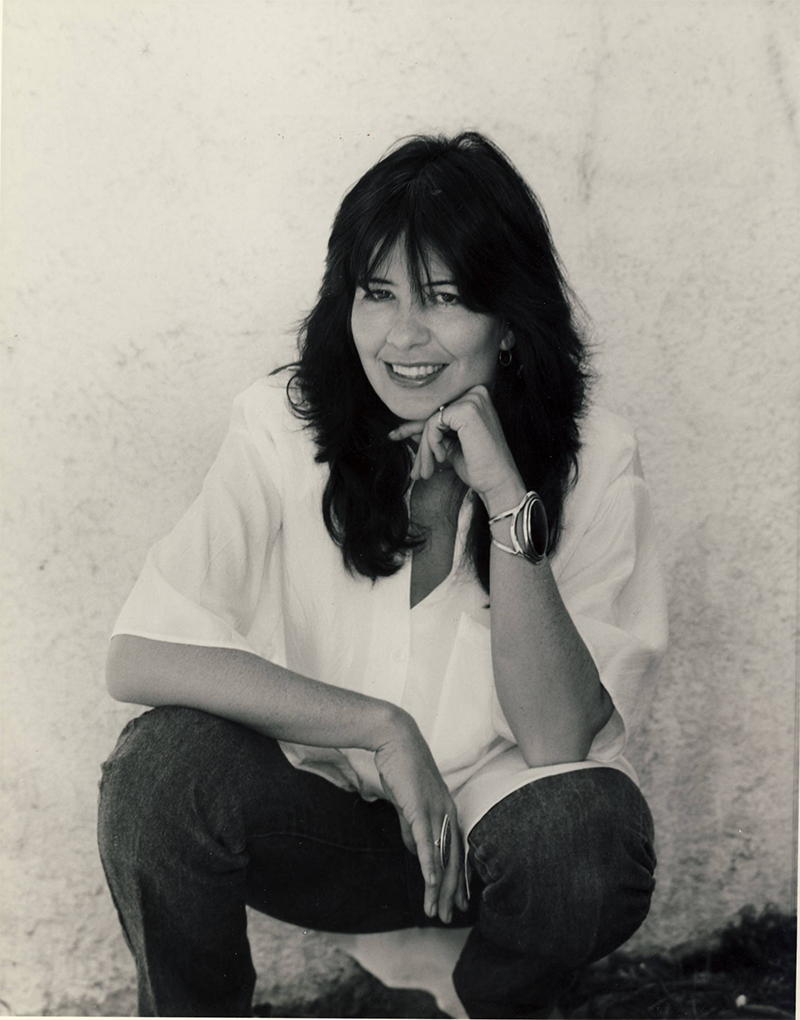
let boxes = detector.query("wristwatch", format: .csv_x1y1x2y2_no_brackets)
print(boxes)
488,490,549,564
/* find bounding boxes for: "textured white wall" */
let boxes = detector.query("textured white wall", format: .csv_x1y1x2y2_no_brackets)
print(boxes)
1,0,797,1013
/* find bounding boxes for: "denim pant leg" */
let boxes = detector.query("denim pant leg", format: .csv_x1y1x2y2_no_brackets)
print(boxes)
97,705,455,1017
454,768,656,1019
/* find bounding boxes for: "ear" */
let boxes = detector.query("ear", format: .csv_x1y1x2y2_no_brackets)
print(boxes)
499,326,516,351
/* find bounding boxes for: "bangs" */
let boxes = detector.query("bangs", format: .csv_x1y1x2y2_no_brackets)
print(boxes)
345,162,491,311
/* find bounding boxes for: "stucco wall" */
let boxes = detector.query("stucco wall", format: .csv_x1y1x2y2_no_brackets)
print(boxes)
1,0,797,1014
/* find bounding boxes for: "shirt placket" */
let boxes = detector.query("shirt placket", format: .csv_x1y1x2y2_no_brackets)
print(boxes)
366,488,475,709
366,556,413,709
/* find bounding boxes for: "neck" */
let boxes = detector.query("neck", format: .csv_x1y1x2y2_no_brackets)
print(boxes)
411,470,467,521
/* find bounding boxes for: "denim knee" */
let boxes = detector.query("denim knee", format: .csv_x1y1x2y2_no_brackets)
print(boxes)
467,768,656,965
98,706,249,871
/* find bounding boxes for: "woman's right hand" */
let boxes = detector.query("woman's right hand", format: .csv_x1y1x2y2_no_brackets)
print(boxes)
374,711,468,923
108,637,468,919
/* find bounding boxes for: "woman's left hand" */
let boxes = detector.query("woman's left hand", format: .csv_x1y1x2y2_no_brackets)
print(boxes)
388,385,525,515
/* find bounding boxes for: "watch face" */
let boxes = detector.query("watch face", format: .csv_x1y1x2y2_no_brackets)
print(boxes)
522,495,548,561
531,498,548,557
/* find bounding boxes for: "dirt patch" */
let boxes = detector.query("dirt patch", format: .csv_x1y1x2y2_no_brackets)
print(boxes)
41,907,795,1017
562,907,795,1019
253,907,796,1019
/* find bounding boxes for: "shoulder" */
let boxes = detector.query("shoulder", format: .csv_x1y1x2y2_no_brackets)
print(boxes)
554,404,643,563
230,371,302,439
576,403,640,486
225,371,320,481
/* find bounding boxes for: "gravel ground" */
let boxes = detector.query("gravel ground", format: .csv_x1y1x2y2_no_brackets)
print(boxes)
252,908,796,1020
35,906,795,1017
559,908,796,1020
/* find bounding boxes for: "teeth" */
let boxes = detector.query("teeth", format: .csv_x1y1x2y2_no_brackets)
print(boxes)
390,364,443,379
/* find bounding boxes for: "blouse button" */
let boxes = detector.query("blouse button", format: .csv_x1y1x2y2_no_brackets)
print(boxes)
391,647,406,663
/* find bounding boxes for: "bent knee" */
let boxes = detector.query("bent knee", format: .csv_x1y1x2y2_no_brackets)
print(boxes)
101,705,256,779
97,707,239,856
470,769,656,960
99,706,215,788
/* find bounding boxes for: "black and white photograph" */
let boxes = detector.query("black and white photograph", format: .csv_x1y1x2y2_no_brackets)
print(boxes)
1,2,797,1017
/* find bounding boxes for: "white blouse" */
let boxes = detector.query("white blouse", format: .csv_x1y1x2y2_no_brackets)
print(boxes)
113,375,668,844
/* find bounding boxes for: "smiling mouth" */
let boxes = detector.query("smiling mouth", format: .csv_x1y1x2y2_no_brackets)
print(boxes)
386,363,446,384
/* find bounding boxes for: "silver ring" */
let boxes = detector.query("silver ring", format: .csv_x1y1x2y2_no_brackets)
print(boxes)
437,404,446,429
439,814,451,870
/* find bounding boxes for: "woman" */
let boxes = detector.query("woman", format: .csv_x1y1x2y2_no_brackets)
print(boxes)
98,132,667,1019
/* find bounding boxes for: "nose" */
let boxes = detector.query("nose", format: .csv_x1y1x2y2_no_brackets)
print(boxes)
386,302,430,350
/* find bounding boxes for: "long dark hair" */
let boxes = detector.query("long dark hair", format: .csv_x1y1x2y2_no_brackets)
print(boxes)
283,132,591,593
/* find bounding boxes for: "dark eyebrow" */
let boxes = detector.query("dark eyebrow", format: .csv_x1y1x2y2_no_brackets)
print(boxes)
362,276,457,287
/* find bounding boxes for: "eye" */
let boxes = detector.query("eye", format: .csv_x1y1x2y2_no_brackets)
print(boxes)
429,290,461,307
361,288,394,302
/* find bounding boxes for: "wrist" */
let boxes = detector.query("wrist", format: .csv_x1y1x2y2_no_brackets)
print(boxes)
368,700,415,752
482,475,527,519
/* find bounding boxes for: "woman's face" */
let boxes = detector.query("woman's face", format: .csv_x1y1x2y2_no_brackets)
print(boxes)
350,243,511,422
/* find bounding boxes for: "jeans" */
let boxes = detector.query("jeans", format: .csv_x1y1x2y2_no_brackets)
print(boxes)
97,706,656,1018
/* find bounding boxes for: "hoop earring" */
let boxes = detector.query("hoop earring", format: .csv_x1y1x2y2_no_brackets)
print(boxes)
498,348,513,368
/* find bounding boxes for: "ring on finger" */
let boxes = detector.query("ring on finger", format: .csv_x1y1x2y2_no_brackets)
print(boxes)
437,404,446,429
439,814,451,870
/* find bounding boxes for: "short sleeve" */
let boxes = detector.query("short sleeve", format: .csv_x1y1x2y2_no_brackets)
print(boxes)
556,442,668,762
112,390,285,660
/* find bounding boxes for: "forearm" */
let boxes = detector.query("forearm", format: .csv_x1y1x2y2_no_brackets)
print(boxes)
487,483,613,767
106,634,402,752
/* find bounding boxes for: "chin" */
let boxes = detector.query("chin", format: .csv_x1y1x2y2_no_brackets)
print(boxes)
380,391,442,423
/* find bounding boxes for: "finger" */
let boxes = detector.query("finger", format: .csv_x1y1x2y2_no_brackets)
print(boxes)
410,438,423,481
428,415,450,464
410,817,439,918
424,870,439,920
432,391,485,435
388,420,426,441
442,435,460,465
418,426,437,480
437,859,458,923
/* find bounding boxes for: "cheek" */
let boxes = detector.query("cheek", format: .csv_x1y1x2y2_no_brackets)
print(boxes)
350,308,382,360
462,323,502,372
465,337,501,387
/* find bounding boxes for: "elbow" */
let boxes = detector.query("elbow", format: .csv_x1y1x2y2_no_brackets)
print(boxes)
565,680,615,763
517,734,595,770
105,636,145,703
105,641,129,701
516,680,614,769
